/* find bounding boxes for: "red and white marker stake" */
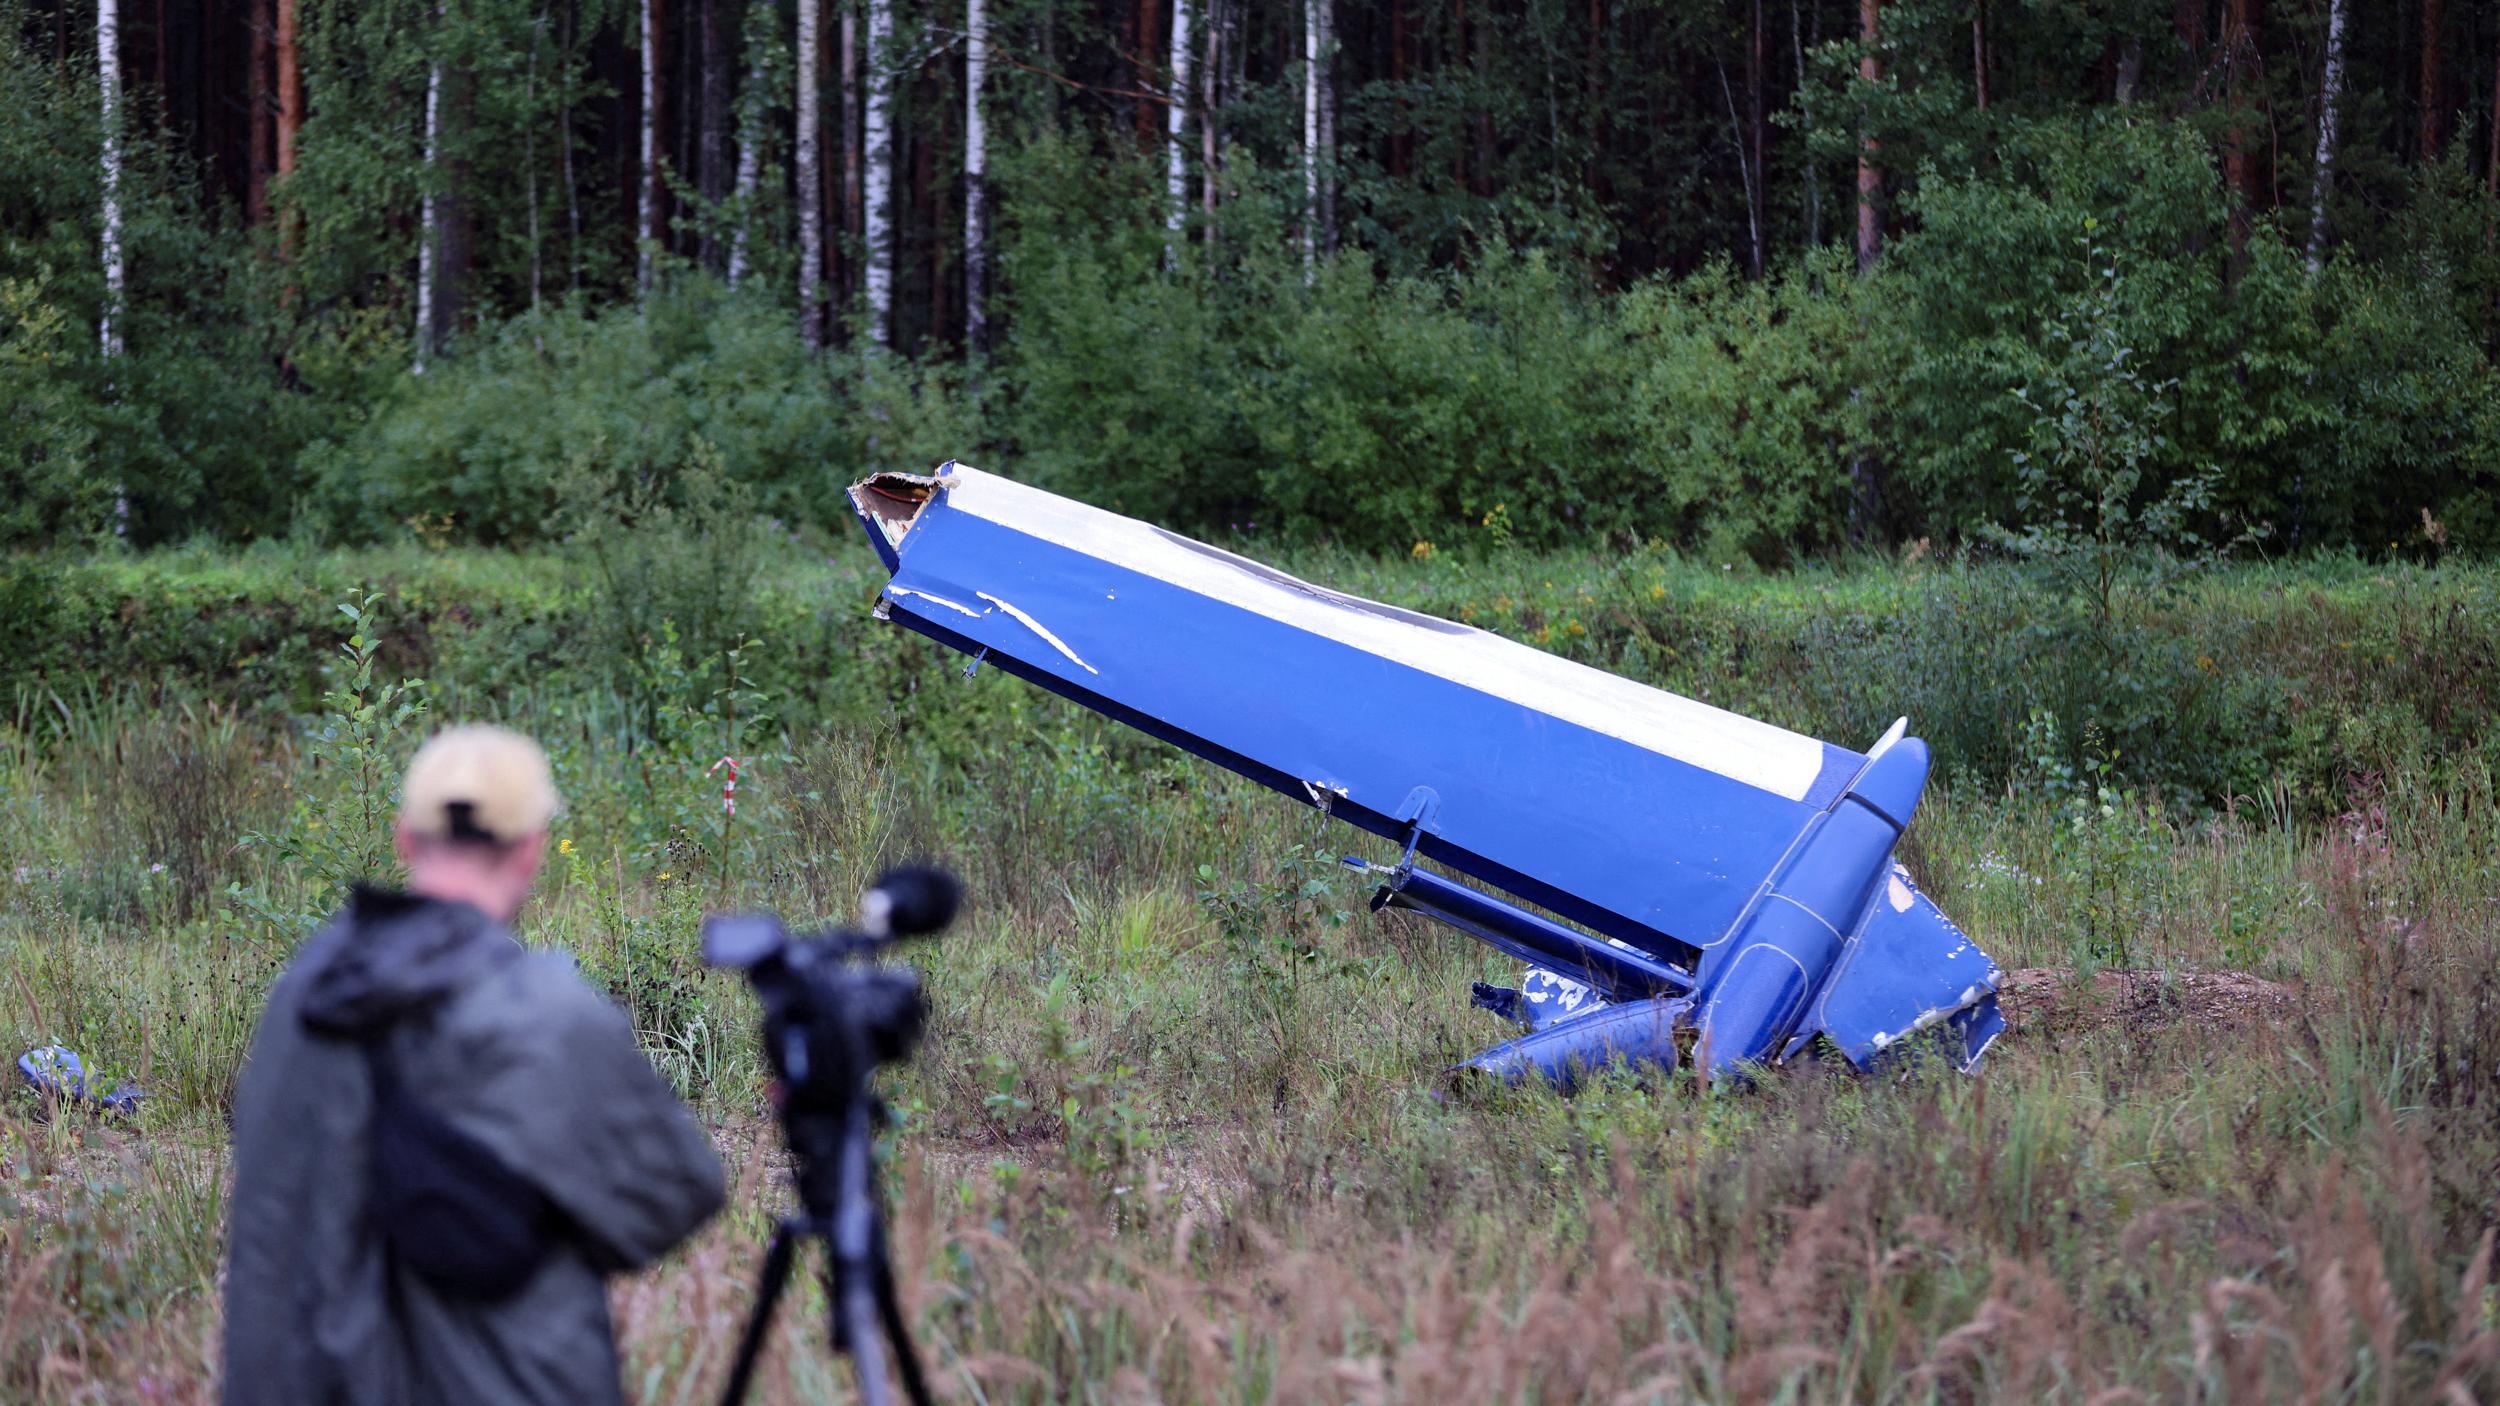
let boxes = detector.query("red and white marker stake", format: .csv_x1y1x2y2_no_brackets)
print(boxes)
707,755,741,817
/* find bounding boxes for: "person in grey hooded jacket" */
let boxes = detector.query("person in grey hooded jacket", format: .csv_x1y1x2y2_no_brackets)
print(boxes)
223,726,726,1405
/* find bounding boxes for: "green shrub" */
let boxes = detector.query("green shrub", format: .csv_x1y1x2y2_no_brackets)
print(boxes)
1618,250,1869,565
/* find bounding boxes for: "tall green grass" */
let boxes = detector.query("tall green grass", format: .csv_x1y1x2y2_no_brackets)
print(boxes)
2,557,2496,1402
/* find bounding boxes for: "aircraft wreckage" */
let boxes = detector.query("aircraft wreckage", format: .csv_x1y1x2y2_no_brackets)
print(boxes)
848,464,2004,1087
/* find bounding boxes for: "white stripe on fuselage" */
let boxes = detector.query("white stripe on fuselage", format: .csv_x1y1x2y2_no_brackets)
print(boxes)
911,466,1835,802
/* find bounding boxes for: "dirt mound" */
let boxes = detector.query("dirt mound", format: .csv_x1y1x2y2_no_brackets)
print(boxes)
1995,966,2304,1036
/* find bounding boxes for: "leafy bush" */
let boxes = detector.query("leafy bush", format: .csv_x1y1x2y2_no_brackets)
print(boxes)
1617,250,1870,565
1878,114,2500,551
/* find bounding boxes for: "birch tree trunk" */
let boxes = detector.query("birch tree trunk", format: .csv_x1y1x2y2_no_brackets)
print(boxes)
638,0,663,296
1301,0,1319,274
966,0,990,351
1164,0,1191,262
2307,0,2346,274
417,25,443,371
797,0,823,346
726,0,764,289
98,0,123,360
100,0,124,531
862,0,894,346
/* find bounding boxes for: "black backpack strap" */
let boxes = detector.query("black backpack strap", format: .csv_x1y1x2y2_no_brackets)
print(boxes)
364,1037,557,1301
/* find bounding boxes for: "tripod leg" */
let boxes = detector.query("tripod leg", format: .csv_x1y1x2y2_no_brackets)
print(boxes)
717,1219,802,1406
873,1249,937,1406
834,1271,895,1406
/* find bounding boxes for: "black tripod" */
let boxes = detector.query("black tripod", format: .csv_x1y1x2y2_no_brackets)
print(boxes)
717,1095,933,1406
701,871,959,1406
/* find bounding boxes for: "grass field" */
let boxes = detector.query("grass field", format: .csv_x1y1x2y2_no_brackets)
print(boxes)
3,545,2497,1403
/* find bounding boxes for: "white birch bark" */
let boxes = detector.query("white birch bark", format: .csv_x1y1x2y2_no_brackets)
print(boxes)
965,0,989,350
862,0,894,346
1164,0,1192,261
99,0,125,532
1315,0,1334,254
2307,0,2348,275
98,0,123,360
725,26,762,289
416,36,444,372
1301,0,1318,275
796,0,822,345
638,0,660,296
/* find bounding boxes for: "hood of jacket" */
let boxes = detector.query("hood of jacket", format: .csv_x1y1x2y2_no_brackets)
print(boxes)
298,884,522,1037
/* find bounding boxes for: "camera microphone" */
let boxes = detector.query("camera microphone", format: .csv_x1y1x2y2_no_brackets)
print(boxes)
858,866,962,941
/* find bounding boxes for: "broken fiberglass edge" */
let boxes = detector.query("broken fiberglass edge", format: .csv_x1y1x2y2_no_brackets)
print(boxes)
847,463,2006,1087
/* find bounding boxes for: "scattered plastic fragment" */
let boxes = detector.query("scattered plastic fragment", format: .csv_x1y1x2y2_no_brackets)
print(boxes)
16,1045,146,1115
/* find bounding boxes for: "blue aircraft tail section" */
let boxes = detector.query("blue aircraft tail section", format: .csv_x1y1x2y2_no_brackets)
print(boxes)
847,463,2004,1085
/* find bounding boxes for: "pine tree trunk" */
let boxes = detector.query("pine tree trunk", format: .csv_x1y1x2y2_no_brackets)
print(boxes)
842,9,860,310
1468,1,1492,199
1856,0,1882,273
1389,0,1408,178
2170,0,2210,94
276,0,301,255
638,0,664,295
2488,31,2499,199
2222,0,2260,256
1202,0,1222,243
2306,0,2345,274
1135,0,1161,144
699,0,726,270
926,62,948,351
526,1,546,306
249,0,272,224
797,0,823,346
966,0,990,352
2418,0,2444,161
1970,0,1987,111
1317,0,1335,254
726,0,764,289
1795,0,1818,246
1165,0,1193,262
1748,0,1765,276
439,46,473,352
863,0,893,345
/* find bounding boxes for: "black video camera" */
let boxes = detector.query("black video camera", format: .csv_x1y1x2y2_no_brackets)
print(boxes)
700,866,960,1111
699,865,962,1406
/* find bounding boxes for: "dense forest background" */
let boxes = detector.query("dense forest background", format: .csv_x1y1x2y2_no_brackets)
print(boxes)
5,0,2500,558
